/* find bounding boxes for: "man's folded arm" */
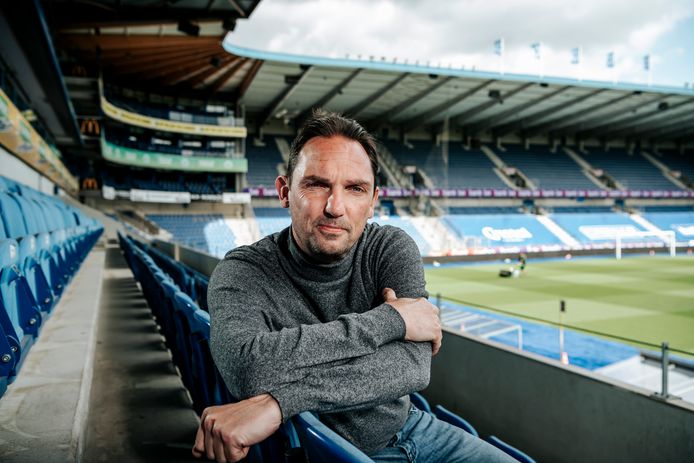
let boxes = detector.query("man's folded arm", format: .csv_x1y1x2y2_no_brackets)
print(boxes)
268,339,431,421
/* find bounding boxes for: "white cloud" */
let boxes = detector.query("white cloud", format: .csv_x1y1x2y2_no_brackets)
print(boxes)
231,0,694,86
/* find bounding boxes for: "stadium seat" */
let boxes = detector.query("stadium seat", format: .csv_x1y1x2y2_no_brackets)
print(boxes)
0,239,42,381
293,412,374,463
433,405,479,437
487,435,537,463
409,392,432,414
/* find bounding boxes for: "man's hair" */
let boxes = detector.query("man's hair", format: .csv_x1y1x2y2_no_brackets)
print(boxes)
287,109,379,186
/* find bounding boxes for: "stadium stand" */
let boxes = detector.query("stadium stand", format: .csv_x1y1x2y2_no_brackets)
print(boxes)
496,145,596,189
640,205,694,242
146,214,236,258
104,123,240,159
581,148,680,190
103,84,239,127
254,207,292,238
442,210,564,250
0,175,102,397
384,140,507,188
550,210,649,246
655,150,694,188
246,138,285,187
371,216,431,255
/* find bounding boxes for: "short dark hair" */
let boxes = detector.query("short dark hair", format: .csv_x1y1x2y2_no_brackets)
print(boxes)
287,109,379,187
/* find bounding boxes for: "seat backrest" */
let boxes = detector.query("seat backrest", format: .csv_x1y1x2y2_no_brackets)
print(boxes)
293,412,373,463
487,435,536,463
0,193,29,238
409,392,432,413
433,405,479,437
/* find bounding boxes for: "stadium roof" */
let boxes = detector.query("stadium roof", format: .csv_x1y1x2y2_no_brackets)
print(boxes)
220,41,694,146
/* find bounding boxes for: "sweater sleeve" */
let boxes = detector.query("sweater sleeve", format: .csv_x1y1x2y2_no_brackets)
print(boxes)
270,340,431,420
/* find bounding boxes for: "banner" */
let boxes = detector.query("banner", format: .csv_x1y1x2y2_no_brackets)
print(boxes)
101,95,247,138
0,88,78,193
130,189,191,204
244,186,694,199
101,137,248,173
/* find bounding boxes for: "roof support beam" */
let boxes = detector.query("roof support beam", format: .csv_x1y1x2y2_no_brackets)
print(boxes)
295,68,363,124
456,82,534,127
117,49,221,77
370,76,455,125
344,73,409,118
468,85,571,136
236,59,263,101
511,89,609,138
399,80,494,133
578,97,694,139
207,58,248,94
543,93,657,138
257,65,314,130
636,116,694,141
176,55,237,88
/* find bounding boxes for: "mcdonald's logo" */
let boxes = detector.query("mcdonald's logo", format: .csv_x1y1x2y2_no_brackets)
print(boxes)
82,177,98,190
80,118,100,136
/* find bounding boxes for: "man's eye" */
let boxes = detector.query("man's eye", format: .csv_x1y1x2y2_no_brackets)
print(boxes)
349,186,366,193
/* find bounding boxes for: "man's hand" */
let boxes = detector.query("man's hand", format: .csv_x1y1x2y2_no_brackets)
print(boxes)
383,288,442,355
192,393,282,462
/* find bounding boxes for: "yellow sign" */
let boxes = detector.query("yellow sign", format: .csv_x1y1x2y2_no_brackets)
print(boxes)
101,96,247,138
0,88,78,193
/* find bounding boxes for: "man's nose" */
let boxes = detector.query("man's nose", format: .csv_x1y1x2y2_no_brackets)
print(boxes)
325,188,345,217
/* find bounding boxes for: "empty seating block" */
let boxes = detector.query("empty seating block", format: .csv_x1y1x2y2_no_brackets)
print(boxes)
254,207,292,238
246,138,284,187
497,145,596,189
147,214,236,258
444,212,563,248
582,149,679,190
551,211,648,245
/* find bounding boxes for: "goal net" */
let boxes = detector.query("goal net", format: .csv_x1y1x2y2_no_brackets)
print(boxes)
615,230,676,259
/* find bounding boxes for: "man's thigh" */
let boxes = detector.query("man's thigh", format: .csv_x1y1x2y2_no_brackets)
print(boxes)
369,407,517,463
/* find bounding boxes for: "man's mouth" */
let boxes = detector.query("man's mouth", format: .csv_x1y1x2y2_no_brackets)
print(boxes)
317,223,346,233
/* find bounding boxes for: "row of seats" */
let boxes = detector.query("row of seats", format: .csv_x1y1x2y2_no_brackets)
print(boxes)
147,214,236,259
0,175,103,399
118,233,383,462
409,392,536,463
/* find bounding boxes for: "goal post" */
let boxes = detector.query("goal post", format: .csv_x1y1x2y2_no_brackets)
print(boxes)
615,230,676,259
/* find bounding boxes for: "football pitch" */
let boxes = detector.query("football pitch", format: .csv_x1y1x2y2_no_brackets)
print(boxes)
425,255,694,357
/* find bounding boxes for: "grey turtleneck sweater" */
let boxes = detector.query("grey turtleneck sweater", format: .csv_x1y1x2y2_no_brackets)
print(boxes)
208,223,431,455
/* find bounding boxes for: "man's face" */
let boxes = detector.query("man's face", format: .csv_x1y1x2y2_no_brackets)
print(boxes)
276,135,379,263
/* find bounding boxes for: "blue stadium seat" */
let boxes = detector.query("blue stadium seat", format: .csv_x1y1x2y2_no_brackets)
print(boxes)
293,412,373,463
487,435,537,463
409,392,432,414
433,405,479,437
0,239,42,382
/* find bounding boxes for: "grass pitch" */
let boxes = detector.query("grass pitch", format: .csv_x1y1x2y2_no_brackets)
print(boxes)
425,255,694,356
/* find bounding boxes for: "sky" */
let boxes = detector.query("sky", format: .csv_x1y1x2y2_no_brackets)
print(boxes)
229,0,694,89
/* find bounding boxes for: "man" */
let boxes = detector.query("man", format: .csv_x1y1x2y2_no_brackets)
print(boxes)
193,110,514,462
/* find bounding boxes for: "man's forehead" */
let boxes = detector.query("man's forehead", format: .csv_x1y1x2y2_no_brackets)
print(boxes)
298,136,373,172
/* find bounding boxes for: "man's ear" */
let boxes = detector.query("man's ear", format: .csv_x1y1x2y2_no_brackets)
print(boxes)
368,186,380,218
275,175,290,208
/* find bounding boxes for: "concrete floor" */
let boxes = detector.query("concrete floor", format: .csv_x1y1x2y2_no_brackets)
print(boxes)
82,246,200,463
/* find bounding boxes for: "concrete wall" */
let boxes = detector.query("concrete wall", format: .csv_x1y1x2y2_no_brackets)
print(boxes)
424,329,694,463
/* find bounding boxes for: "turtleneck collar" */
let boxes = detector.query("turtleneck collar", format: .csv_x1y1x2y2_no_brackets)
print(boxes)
285,226,358,282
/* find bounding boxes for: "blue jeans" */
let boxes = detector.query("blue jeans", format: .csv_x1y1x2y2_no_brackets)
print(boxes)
369,406,517,462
